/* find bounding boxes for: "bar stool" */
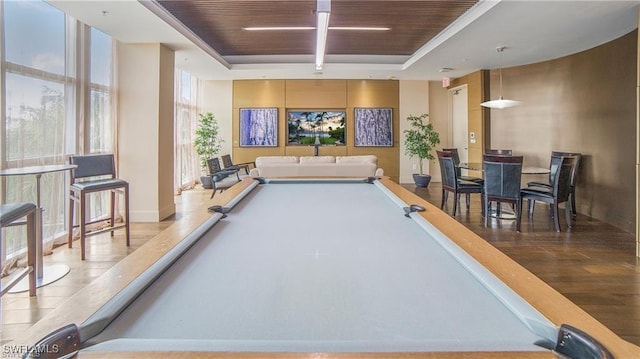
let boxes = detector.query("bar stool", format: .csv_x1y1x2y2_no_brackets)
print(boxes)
68,154,130,260
0,202,37,296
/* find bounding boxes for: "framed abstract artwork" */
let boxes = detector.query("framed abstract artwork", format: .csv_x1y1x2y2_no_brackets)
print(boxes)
286,110,346,146
354,108,393,147
239,108,278,147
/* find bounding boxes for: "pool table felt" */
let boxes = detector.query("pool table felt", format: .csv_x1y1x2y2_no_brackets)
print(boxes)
84,180,548,351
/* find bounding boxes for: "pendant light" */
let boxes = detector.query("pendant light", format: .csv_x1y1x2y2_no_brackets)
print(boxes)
481,46,520,109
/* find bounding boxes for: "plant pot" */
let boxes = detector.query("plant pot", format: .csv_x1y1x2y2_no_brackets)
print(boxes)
201,176,213,189
412,174,432,188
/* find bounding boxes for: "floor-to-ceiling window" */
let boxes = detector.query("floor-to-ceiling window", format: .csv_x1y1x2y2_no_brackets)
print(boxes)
174,68,201,194
89,27,113,154
86,26,114,221
1,0,114,269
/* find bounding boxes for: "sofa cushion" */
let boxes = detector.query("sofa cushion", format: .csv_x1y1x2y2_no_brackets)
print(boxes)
255,156,298,167
335,155,377,164
251,155,382,178
299,156,335,164
256,163,300,177
335,163,377,177
298,163,339,176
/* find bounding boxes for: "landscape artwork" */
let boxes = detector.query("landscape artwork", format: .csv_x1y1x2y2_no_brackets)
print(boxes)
354,108,393,147
239,108,278,147
287,110,346,145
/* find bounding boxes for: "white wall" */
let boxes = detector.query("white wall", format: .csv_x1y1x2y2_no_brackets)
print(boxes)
201,80,233,157
118,43,176,222
398,80,430,183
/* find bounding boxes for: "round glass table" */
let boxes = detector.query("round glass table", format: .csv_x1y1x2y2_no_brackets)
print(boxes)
0,164,77,291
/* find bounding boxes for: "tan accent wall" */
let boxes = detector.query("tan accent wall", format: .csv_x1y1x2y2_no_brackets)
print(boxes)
118,43,176,222
232,80,286,162
488,31,637,232
287,79,347,108
347,80,400,180
232,79,400,181
447,70,489,178
426,81,448,182
157,45,176,221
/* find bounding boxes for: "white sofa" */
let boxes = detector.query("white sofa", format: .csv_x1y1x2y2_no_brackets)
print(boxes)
248,155,384,178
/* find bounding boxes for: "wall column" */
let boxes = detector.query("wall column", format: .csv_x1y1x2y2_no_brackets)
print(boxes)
398,81,430,183
117,43,175,222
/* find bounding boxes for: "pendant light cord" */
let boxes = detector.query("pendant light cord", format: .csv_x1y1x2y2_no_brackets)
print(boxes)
497,46,506,100
480,45,520,108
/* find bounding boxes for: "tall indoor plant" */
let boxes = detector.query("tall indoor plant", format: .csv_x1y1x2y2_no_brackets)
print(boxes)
404,113,440,187
194,112,223,188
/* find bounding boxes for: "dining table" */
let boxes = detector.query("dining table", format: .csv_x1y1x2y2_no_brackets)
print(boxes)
457,162,550,220
0,163,77,292
459,162,550,174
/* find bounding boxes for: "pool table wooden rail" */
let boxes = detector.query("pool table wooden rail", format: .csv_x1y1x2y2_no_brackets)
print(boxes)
379,177,639,359
14,177,640,359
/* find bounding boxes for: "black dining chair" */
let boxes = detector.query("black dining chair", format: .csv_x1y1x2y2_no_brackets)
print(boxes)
437,150,483,216
527,151,581,218
441,148,484,185
68,154,130,260
207,157,241,198
520,156,576,232
483,155,523,232
484,149,513,156
482,149,513,215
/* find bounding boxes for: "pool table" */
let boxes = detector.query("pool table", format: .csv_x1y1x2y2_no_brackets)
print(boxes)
17,178,639,358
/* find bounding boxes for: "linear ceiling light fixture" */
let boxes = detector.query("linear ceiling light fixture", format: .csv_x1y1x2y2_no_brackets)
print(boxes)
315,0,331,71
481,46,521,109
244,26,315,31
330,26,390,31
243,26,388,31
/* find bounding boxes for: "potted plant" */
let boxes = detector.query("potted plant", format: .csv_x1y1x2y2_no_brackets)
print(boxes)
194,112,224,189
404,113,440,187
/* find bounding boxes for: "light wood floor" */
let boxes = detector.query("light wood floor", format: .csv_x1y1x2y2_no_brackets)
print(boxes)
2,182,639,347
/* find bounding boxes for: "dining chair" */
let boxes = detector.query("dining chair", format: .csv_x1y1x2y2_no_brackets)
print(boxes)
484,149,513,156
520,156,575,232
68,154,130,260
482,155,523,232
527,151,581,218
221,154,255,175
437,150,483,216
207,157,241,198
0,202,37,296
441,148,484,184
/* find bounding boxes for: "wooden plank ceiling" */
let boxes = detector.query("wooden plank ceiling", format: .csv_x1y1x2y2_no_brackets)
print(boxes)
156,0,478,58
